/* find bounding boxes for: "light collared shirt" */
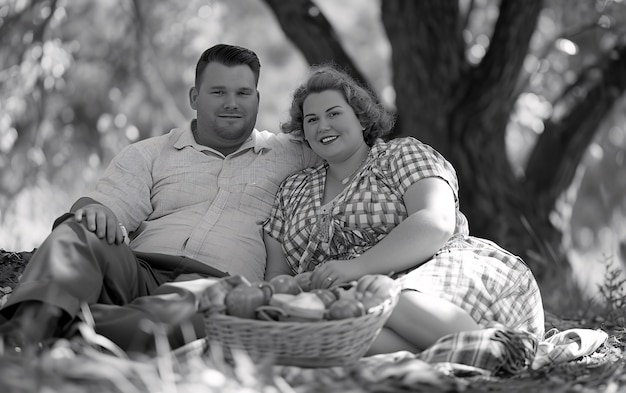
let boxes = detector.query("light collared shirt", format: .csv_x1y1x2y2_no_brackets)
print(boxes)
86,123,318,281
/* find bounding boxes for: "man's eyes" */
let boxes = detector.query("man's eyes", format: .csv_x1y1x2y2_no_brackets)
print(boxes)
210,90,253,96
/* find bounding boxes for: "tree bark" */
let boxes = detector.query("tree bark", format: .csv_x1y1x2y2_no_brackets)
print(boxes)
262,0,370,88
381,0,464,153
446,0,548,269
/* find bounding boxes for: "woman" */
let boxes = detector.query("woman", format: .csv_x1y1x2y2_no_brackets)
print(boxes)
263,64,544,354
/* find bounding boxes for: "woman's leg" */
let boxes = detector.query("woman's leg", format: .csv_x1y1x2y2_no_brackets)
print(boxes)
370,290,480,354
367,327,418,355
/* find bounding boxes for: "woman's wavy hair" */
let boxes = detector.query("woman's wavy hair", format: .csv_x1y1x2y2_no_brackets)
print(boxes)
281,64,395,146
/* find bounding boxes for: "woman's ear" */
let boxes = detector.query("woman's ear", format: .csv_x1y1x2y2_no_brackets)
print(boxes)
189,87,198,110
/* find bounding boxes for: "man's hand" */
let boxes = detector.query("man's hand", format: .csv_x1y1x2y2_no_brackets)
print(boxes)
73,203,126,244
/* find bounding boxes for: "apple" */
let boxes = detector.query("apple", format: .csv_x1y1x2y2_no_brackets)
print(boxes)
269,274,302,295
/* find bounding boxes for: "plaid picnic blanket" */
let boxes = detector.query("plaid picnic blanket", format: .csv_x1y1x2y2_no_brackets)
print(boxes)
417,323,539,376
357,323,609,382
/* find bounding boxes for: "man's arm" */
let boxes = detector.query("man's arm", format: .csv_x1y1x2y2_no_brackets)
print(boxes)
70,196,101,212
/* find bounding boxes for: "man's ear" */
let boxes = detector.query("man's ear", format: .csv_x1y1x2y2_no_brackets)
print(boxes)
189,87,198,110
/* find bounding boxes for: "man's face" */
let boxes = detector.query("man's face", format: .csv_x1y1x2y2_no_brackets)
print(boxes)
190,62,259,151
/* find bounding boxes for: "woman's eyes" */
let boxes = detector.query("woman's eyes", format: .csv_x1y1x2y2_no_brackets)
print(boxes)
305,111,341,123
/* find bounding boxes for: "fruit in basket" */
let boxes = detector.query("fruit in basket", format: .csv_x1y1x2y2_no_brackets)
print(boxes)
269,274,302,295
225,282,273,319
309,288,337,308
332,283,359,300
355,274,397,299
255,305,288,321
360,292,386,313
269,292,326,320
294,271,313,291
198,275,250,312
326,298,366,320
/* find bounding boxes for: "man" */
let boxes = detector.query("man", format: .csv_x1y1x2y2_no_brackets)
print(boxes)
0,44,318,353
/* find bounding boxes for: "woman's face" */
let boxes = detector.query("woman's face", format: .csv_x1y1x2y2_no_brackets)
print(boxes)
302,90,367,163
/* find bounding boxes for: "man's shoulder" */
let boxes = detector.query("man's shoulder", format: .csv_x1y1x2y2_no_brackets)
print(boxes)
253,129,319,168
254,129,307,148
127,127,186,151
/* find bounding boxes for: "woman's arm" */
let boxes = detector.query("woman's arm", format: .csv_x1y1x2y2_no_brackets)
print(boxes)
264,232,294,280
310,177,456,288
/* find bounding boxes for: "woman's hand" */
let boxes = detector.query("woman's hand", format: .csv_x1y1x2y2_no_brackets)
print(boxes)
310,259,363,289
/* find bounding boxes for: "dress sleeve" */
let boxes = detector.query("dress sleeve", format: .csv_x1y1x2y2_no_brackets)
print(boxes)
263,180,288,241
387,138,460,202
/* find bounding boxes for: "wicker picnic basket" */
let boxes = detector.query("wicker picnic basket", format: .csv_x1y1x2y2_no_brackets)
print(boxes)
203,282,400,368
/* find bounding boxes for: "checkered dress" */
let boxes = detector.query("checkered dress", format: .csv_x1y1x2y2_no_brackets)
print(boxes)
264,137,544,336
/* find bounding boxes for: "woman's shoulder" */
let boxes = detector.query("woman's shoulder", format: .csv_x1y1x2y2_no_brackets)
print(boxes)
373,137,442,159
280,163,325,189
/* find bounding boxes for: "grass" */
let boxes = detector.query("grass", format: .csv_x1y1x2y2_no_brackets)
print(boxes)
1,249,626,393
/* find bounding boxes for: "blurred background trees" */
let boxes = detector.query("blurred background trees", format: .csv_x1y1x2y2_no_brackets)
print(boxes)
1,0,625,313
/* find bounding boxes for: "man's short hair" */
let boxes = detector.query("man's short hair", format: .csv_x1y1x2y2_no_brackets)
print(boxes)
195,44,261,87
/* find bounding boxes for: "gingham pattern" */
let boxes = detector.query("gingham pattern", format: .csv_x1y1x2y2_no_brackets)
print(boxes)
264,137,468,273
417,322,539,375
396,236,545,337
264,137,544,336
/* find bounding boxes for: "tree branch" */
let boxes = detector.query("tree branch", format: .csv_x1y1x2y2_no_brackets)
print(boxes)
461,0,543,133
131,0,187,132
525,43,626,208
261,0,369,88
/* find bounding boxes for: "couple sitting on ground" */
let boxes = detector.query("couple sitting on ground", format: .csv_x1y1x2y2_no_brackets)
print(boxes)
0,44,544,356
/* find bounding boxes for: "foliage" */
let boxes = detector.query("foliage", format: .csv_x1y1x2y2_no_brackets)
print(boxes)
598,255,626,327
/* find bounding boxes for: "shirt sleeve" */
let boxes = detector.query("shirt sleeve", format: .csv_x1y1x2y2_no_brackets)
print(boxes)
286,135,322,169
84,143,154,231
387,138,460,202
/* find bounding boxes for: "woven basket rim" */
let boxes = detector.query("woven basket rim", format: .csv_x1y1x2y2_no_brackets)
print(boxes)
203,286,400,367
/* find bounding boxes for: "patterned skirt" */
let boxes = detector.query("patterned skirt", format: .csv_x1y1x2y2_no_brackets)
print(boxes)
395,235,545,337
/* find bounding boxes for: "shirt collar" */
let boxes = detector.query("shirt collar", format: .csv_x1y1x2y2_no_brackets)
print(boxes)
173,120,272,155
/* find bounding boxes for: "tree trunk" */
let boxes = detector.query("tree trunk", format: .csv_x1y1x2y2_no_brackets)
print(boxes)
381,0,464,152
380,0,558,279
